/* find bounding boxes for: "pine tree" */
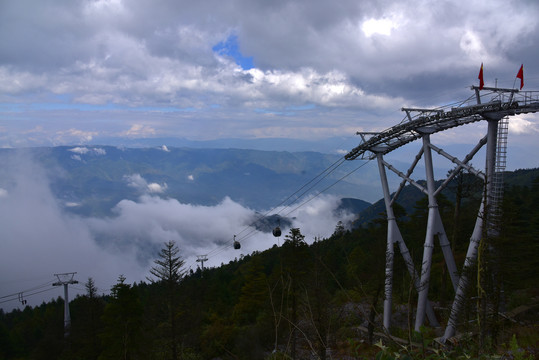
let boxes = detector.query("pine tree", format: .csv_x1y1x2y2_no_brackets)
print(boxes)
69,277,104,360
148,240,185,287
99,275,143,360
148,240,185,360
281,228,308,360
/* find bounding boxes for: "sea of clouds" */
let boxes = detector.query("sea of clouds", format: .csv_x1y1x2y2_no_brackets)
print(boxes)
0,152,355,310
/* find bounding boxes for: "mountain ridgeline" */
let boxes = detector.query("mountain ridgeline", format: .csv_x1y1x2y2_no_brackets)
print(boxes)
0,146,377,218
1,145,538,226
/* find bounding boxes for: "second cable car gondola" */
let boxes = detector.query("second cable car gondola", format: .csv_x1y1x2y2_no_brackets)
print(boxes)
272,219,282,237
233,235,241,249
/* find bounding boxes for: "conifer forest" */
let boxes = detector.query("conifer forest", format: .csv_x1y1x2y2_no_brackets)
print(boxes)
1,170,538,360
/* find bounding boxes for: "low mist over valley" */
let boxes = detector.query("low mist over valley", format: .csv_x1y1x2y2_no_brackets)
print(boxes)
0,146,373,308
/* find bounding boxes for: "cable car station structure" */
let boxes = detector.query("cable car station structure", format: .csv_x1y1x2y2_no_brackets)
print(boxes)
345,86,539,341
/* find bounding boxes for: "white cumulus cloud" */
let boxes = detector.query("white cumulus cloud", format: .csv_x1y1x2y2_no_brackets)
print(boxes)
125,174,168,194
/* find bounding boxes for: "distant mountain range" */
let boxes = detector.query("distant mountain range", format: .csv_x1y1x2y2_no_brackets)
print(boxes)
0,146,378,218
1,146,537,227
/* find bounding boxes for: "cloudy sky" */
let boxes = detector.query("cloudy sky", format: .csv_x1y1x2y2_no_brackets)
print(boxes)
1,0,539,309
1,0,538,151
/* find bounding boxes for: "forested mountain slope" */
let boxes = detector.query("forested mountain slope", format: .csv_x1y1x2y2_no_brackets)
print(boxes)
1,168,538,359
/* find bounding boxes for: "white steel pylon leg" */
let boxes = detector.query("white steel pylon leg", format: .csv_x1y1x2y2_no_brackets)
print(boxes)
415,134,439,330
382,145,460,295
378,153,395,330
442,119,499,341
377,153,439,330
442,202,484,341
414,135,462,330
433,210,459,291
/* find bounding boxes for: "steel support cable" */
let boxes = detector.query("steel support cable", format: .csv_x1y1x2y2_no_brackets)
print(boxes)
240,158,345,240
0,286,58,305
230,159,371,251
195,156,348,268
236,157,347,237
224,159,372,262
231,157,348,244
0,279,56,300
189,158,369,269
200,156,348,261
279,160,372,220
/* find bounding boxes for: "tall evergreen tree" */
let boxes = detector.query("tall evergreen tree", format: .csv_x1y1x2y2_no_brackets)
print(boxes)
66,278,104,360
148,240,185,360
99,275,143,360
148,240,185,287
281,228,308,360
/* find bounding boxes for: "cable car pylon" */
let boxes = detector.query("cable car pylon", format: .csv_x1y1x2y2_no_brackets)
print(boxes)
345,85,539,341
52,272,78,337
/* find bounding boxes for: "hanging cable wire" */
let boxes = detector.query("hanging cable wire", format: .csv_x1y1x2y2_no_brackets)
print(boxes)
236,157,347,237
232,157,348,241
280,159,372,220
199,155,349,264
236,158,372,246
0,284,59,305
186,157,349,268
0,279,56,300
188,156,373,269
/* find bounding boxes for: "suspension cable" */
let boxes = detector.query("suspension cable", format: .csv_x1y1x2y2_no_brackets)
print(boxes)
188,157,372,269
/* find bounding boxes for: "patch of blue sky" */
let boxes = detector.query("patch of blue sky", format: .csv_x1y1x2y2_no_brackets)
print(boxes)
286,104,316,111
254,104,315,116
254,108,295,116
212,35,254,70
54,93,72,102
135,106,196,112
0,103,24,112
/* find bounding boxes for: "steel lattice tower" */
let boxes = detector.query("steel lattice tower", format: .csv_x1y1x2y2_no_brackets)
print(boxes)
345,86,539,341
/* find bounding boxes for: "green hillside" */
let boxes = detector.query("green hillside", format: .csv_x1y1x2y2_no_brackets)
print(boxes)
1,168,538,359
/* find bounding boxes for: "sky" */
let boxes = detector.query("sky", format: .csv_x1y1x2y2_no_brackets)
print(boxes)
1,0,539,309
1,0,538,152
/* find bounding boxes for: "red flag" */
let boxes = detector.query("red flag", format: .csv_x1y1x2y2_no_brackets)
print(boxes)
516,64,524,90
478,63,484,90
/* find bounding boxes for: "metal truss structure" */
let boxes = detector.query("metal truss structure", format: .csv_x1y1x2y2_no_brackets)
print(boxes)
345,86,539,341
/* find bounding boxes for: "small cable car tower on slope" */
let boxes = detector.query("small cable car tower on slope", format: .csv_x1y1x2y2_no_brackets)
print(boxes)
345,85,539,341
53,272,78,337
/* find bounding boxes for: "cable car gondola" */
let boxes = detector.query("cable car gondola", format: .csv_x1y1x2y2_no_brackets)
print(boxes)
233,235,241,250
273,219,281,237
